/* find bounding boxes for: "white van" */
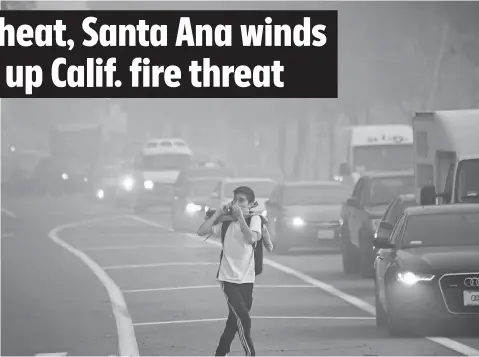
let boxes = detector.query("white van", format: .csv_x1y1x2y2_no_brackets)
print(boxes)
413,110,479,205
335,125,414,191
134,138,193,212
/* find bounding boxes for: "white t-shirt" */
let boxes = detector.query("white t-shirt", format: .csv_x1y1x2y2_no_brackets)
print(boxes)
212,215,262,284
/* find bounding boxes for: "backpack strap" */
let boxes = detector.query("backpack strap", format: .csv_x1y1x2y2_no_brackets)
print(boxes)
220,220,233,244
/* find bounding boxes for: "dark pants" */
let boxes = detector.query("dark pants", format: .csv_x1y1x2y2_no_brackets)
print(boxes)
215,282,255,356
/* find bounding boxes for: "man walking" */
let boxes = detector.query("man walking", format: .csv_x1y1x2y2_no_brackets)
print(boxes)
197,186,262,356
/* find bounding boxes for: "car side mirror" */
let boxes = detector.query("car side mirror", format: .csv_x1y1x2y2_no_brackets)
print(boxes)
346,197,360,208
420,185,437,206
378,221,393,231
373,237,393,249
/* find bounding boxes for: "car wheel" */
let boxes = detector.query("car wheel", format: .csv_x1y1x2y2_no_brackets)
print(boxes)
375,283,387,328
341,226,357,274
386,286,410,336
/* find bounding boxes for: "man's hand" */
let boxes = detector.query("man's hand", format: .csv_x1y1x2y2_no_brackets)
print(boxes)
230,204,243,220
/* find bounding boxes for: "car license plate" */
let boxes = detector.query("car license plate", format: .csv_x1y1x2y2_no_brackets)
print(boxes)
317,229,334,239
463,291,479,306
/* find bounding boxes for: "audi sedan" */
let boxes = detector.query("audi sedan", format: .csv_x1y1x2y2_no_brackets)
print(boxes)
374,204,479,336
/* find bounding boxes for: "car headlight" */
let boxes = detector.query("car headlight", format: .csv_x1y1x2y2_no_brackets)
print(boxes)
121,177,135,191
144,180,154,190
185,203,202,213
96,189,105,200
397,272,435,285
291,216,305,227
261,210,267,217
61,173,69,180
371,219,381,232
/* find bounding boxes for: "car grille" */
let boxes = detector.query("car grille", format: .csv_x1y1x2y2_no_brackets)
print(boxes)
439,273,479,314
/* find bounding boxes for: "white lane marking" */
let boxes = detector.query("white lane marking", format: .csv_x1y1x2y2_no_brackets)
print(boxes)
48,217,139,356
1,207,17,218
82,244,208,252
427,338,479,357
129,215,173,232
265,259,375,315
133,315,375,327
102,262,217,270
122,284,316,293
135,216,479,357
73,233,167,238
35,353,68,356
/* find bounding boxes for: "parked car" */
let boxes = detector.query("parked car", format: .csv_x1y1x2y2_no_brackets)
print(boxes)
171,176,223,232
374,193,417,248
340,170,415,278
265,181,349,253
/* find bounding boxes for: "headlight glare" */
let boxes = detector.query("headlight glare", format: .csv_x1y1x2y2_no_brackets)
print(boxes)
186,203,202,213
292,216,305,227
144,180,154,190
96,189,105,199
121,177,135,191
397,272,435,285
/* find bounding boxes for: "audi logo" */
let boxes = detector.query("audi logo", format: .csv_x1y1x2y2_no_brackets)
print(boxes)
472,296,479,302
464,277,479,288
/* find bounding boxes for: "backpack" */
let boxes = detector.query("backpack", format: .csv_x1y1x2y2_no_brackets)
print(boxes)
218,215,265,276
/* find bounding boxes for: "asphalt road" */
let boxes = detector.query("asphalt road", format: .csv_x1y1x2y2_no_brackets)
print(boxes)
2,196,479,356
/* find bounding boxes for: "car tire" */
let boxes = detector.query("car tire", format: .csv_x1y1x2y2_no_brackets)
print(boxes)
375,284,387,328
341,226,356,274
386,286,410,336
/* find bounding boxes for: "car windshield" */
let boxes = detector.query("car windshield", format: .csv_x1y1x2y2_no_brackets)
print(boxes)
186,179,220,197
369,176,415,206
142,154,192,171
457,159,479,203
353,145,413,172
283,185,349,205
224,181,276,199
403,213,479,247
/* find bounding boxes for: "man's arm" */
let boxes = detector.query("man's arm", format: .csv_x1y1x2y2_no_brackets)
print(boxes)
197,210,222,236
262,225,274,252
238,215,261,244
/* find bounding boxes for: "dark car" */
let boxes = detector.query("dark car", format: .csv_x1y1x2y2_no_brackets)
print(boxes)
171,176,223,232
34,158,90,195
90,163,140,207
374,204,479,336
374,194,418,244
340,170,415,278
265,181,350,254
